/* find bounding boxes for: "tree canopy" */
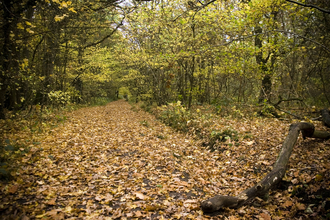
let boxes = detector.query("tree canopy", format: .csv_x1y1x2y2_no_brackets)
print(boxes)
1,0,329,118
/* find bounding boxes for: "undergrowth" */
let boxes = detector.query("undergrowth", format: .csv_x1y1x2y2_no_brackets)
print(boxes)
152,101,244,151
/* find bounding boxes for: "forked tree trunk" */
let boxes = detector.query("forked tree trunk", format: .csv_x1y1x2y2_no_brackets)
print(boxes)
201,122,329,212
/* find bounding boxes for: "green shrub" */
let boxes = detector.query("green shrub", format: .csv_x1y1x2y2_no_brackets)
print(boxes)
130,105,138,112
139,102,155,113
140,120,149,127
90,97,112,106
207,128,239,151
157,101,191,131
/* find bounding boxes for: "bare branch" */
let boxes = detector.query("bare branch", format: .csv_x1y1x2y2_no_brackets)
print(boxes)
83,20,124,49
285,0,330,14
198,29,330,56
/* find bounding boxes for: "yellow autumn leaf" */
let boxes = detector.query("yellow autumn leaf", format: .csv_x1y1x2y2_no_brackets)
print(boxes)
17,23,24,30
315,174,323,181
68,7,77,13
54,15,62,22
35,213,47,218
64,206,72,213
60,1,68,8
26,28,34,34
54,14,67,22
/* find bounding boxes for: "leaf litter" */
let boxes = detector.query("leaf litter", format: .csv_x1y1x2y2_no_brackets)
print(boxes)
0,100,330,219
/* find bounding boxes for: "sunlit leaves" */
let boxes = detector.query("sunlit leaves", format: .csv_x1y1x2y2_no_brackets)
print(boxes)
54,14,68,22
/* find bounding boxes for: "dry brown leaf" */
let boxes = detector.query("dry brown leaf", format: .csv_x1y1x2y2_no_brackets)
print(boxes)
126,212,134,217
283,200,293,207
111,209,122,219
21,215,30,220
134,192,146,200
46,198,56,205
145,204,160,211
296,203,306,210
259,212,271,220
291,178,299,184
95,195,103,201
135,210,144,217
228,216,240,220
8,185,18,194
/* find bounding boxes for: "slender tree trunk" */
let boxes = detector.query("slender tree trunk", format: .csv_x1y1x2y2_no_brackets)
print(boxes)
255,26,271,103
0,2,14,118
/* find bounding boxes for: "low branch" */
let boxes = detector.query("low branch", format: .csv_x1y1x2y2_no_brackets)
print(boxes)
195,29,330,58
198,0,217,10
311,116,322,121
274,106,303,119
83,17,124,49
201,122,330,212
31,36,44,62
273,97,303,108
285,0,330,14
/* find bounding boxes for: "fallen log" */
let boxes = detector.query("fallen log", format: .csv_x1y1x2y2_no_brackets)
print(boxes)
310,130,330,140
201,122,324,212
321,109,330,128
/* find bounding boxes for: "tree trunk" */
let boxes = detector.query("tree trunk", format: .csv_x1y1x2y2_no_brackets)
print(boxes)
201,122,329,212
0,2,13,119
321,109,330,127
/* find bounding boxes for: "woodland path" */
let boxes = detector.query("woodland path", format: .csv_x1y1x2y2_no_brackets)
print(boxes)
2,100,216,219
2,100,330,219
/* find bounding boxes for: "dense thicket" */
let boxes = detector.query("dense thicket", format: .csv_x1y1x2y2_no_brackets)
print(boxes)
1,0,329,119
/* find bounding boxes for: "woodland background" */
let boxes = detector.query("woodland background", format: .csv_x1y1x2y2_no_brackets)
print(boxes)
0,0,329,118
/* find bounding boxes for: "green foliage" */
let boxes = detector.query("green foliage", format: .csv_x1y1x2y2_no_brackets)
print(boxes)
48,90,72,107
140,120,149,127
130,105,138,112
157,101,191,131
260,100,278,118
118,87,131,99
210,129,239,143
206,128,241,151
90,97,113,106
156,101,241,151
156,101,213,134
157,134,166,139
243,133,253,139
139,102,154,113
2,0,329,120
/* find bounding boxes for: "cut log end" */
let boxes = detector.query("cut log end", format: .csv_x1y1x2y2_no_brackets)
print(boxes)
201,195,239,212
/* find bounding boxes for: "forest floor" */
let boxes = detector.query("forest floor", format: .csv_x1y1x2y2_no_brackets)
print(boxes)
1,100,330,219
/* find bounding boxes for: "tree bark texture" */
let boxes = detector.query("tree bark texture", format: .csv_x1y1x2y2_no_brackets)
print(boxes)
201,122,322,213
321,109,330,128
